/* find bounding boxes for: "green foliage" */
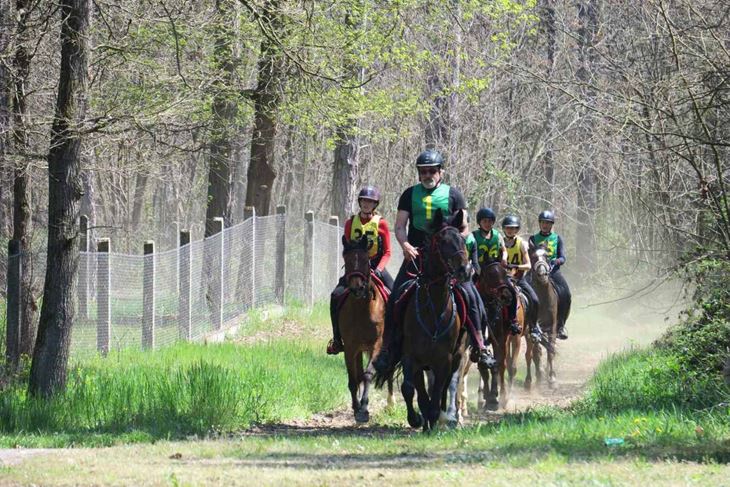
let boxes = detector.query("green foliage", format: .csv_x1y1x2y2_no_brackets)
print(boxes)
0,341,347,439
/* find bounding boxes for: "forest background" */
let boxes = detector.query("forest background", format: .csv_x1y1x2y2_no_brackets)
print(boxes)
0,0,728,395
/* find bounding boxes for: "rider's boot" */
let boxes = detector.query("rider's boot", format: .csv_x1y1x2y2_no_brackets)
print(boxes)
326,295,344,354
509,319,522,336
474,347,497,371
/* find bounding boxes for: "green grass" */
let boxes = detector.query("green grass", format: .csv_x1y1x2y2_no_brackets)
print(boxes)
0,340,349,446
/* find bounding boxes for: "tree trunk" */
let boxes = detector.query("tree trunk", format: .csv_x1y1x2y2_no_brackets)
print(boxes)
244,1,283,216
205,0,238,233
0,0,10,243
574,0,599,277
130,172,148,230
29,0,90,398
540,0,557,203
12,0,38,356
330,8,363,222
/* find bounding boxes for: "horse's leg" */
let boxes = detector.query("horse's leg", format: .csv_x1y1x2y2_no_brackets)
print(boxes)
442,362,461,427
413,366,432,432
344,348,360,420
548,334,557,388
457,356,471,421
534,337,543,384
430,363,450,430
386,377,395,409
524,338,533,391
400,358,423,429
356,352,373,423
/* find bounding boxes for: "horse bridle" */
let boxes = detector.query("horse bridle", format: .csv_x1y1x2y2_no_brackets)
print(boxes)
478,261,513,304
428,226,467,280
344,247,371,299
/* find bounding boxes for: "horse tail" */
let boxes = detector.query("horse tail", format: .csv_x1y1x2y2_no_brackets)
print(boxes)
374,361,402,389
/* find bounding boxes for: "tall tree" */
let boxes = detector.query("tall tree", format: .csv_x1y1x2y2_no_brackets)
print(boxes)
0,0,10,243
331,6,363,222
540,0,557,203
11,0,38,356
29,0,90,397
205,0,238,232
244,0,285,216
574,0,599,275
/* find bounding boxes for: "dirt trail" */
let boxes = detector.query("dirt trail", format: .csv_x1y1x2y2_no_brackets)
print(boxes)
247,296,679,433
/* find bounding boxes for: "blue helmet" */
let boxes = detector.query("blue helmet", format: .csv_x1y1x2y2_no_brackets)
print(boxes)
538,210,555,223
501,215,521,228
476,208,496,222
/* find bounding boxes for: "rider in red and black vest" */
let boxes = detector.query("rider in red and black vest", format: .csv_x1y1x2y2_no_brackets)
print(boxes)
529,210,571,340
373,150,495,373
326,186,394,355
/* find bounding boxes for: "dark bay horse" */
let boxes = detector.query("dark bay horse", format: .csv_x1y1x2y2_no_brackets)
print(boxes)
392,209,471,431
527,243,560,387
474,261,514,410
339,235,394,423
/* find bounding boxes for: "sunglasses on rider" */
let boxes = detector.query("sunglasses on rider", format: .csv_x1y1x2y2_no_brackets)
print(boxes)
418,167,440,175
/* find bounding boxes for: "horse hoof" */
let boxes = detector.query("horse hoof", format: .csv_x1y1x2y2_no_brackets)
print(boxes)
408,412,424,429
355,410,370,423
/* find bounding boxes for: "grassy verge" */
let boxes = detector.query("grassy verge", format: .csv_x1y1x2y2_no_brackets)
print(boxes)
0,339,348,447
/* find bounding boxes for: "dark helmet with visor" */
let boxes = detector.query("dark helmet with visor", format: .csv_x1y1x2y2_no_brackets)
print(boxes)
476,207,497,222
416,149,444,168
358,185,381,205
502,215,521,228
538,210,555,223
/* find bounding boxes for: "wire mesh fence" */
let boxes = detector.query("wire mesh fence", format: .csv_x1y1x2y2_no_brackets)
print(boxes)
5,209,403,358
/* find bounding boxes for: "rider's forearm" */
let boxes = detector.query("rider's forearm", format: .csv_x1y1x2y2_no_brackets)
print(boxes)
395,225,409,249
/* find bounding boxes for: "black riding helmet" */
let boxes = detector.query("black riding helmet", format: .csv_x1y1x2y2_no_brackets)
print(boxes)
501,215,521,228
538,210,555,223
416,149,444,168
358,185,381,207
476,208,496,223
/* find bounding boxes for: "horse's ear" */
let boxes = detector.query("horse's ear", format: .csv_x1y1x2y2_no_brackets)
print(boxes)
451,209,464,229
432,208,444,230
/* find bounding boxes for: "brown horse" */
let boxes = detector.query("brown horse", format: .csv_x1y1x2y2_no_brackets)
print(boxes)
527,243,559,388
395,209,471,431
506,290,530,390
474,261,515,410
339,235,394,423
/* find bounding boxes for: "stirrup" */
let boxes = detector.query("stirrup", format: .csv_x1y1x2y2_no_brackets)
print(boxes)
326,339,344,355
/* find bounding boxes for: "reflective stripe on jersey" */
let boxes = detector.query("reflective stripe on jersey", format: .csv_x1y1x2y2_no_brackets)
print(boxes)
350,214,381,258
411,183,451,232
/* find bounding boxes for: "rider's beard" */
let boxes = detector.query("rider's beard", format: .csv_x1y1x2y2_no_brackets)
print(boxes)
422,178,436,189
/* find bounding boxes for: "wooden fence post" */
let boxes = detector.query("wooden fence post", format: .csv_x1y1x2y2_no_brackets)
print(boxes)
142,240,155,349
275,205,286,304
5,240,21,369
303,211,314,307
178,230,192,341
96,238,111,356
78,215,89,319
211,217,224,330
329,216,340,288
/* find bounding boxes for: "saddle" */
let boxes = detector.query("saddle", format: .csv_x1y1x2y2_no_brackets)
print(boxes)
393,278,469,336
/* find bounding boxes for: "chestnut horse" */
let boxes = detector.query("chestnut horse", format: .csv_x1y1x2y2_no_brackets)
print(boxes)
339,235,394,423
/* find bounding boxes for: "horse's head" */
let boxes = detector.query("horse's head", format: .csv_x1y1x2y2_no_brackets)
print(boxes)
425,209,472,283
529,241,550,285
342,235,370,299
478,260,513,306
